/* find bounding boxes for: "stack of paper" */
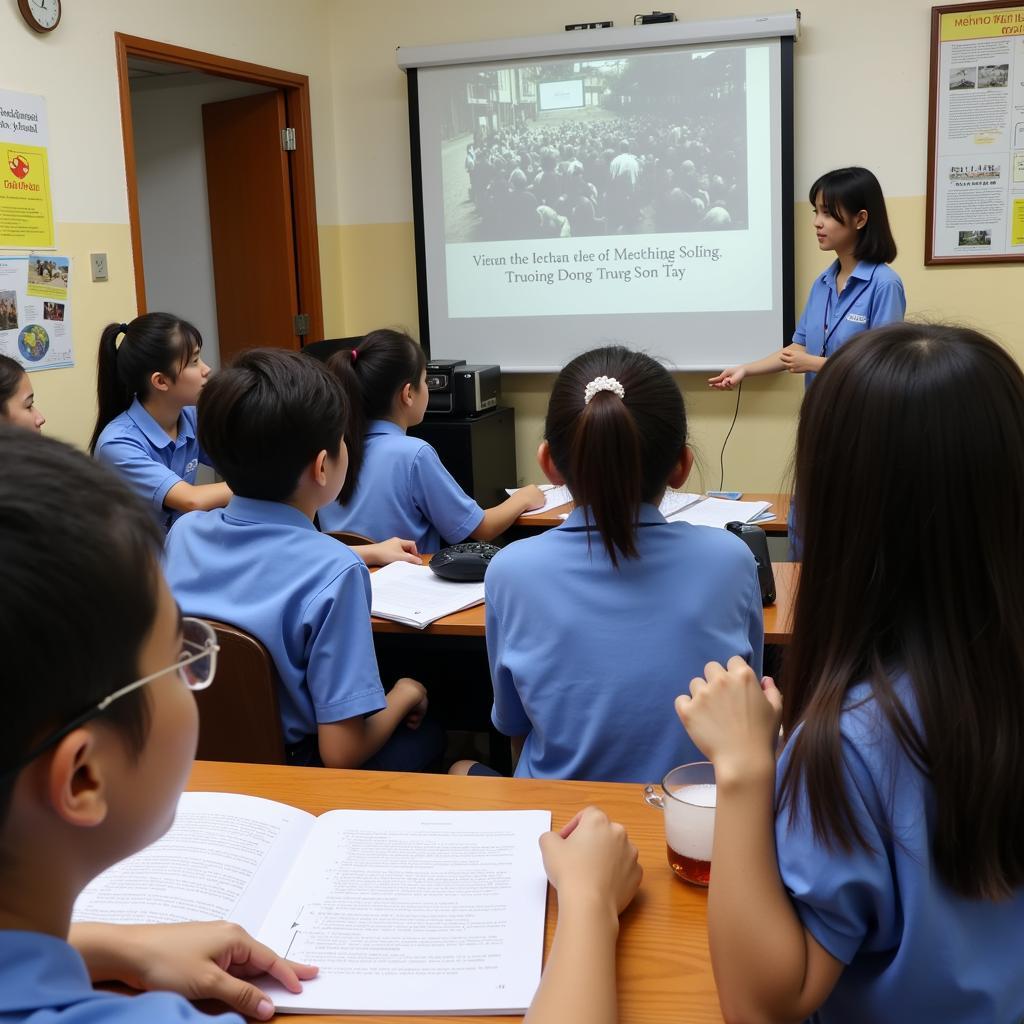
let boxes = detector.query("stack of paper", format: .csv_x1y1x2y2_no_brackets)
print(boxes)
667,497,773,529
370,561,485,629
506,483,572,516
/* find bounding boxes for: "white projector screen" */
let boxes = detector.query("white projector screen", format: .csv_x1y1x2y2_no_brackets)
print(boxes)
401,18,796,371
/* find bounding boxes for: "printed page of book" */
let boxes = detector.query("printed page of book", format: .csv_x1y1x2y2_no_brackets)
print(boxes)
256,809,552,1014
72,792,316,935
371,561,485,629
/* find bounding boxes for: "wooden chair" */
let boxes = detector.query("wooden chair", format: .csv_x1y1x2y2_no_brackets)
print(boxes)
327,530,376,546
195,620,286,765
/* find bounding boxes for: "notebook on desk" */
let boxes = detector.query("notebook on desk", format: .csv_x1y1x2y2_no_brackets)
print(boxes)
371,560,485,629
666,497,773,529
508,486,702,519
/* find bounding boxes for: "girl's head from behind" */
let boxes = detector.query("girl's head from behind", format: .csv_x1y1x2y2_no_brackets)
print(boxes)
89,312,207,453
544,345,688,567
0,427,198,877
327,329,427,503
809,166,896,264
785,322,1024,899
0,355,44,431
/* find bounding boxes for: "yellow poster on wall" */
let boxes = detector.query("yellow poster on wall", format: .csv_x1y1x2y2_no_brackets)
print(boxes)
0,90,54,248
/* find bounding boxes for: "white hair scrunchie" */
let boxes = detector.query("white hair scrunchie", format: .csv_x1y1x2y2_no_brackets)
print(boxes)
583,375,626,405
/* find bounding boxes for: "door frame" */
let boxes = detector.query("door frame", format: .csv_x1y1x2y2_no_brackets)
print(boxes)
114,33,324,343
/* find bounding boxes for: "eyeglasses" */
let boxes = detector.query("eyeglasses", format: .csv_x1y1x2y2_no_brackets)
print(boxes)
4,617,219,777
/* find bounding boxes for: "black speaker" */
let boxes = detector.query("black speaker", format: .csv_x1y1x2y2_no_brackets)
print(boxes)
409,407,517,508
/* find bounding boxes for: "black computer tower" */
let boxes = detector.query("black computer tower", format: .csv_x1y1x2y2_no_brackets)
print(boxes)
408,406,517,508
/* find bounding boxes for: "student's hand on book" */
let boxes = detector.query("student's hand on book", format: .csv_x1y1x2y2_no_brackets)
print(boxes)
675,656,782,784
354,537,420,567
708,365,745,389
71,921,317,1020
518,484,546,510
394,676,428,729
540,806,642,919
779,344,821,374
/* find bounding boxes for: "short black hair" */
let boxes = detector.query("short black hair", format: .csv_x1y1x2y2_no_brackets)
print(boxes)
198,348,348,501
0,427,162,825
809,166,897,265
0,354,25,412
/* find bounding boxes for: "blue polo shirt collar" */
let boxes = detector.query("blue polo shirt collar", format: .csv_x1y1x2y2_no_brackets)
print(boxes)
366,419,405,437
560,502,667,530
821,259,877,288
126,397,196,451
224,496,317,531
0,930,95,1013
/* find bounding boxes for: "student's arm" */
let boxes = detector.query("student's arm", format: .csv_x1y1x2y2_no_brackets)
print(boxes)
350,537,421,567
69,921,317,1021
868,277,906,329
164,480,233,514
675,658,844,1024
524,807,642,1024
316,677,427,768
471,485,546,541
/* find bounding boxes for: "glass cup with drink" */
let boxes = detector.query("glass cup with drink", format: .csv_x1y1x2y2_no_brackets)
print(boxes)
643,761,716,886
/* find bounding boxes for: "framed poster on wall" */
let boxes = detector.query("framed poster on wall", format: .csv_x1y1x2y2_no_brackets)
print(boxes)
926,1,1024,263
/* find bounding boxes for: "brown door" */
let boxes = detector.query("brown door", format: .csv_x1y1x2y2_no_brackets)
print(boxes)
202,92,299,363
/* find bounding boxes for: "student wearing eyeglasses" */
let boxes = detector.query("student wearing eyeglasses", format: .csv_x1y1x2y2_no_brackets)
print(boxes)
0,425,642,1024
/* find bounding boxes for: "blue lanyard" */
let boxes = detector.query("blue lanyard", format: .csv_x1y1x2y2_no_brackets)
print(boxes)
823,286,835,356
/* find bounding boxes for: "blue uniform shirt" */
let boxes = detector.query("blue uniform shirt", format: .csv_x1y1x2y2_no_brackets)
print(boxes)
94,399,209,531
318,420,484,553
164,496,386,744
0,930,242,1023
485,504,764,782
776,678,1024,1023
793,260,905,388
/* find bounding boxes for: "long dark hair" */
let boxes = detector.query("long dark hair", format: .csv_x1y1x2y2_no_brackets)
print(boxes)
89,313,203,454
326,329,426,503
0,354,25,413
780,323,1024,900
0,426,163,822
810,166,897,264
545,345,685,567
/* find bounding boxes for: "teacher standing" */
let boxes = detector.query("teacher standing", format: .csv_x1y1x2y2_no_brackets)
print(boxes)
709,167,905,391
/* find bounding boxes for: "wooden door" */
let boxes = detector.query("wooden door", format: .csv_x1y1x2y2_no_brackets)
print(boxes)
202,92,299,363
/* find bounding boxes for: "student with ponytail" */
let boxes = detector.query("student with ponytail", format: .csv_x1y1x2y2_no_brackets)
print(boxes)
91,314,229,530
320,329,544,551
0,354,45,431
463,345,762,783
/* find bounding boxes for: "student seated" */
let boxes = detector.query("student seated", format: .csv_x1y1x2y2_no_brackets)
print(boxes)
0,354,45,431
458,345,763,783
0,425,641,1024
90,313,231,531
163,349,442,771
677,324,1024,1023
319,328,544,552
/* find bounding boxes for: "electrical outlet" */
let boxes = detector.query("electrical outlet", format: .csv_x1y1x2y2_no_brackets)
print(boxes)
90,253,108,282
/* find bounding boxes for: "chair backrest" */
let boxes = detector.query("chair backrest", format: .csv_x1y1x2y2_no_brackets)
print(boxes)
327,529,376,546
300,336,364,363
195,620,286,764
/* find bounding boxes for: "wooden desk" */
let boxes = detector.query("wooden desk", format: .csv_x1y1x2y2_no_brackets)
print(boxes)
372,561,798,645
188,760,722,1024
514,492,791,536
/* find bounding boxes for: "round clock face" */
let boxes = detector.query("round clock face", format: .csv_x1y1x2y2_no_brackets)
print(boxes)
24,0,61,31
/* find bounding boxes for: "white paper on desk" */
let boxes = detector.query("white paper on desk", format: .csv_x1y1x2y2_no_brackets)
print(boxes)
371,560,485,629
668,497,772,529
257,809,551,1014
658,490,702,517
506,483,572,516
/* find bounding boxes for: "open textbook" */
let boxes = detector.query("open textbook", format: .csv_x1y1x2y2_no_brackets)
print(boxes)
508,484,703,519
72,792,551,1015
370,560,486,629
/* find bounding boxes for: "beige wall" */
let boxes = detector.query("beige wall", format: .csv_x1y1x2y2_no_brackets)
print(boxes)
5,0,1022,493
328,0,1024,491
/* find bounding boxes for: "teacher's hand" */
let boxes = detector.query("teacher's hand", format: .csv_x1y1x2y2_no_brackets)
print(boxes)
708,365,746,390
779,345,824,375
